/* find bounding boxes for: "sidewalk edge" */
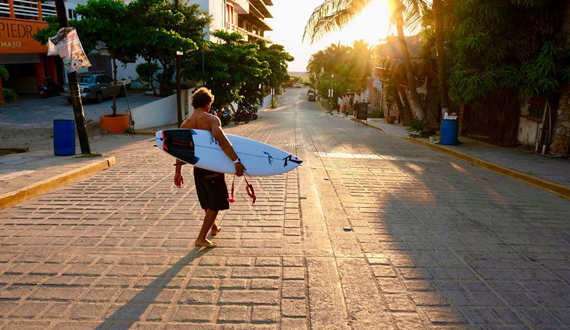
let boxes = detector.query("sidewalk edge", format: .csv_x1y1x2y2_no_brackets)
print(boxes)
352,118,570,201
133,130,156,136
0,156,116,211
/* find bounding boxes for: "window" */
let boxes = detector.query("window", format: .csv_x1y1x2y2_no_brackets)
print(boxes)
96,76,106,84
527,97,545,121
103,76,114,83
78,76,94,84
67,9,76,20
226,4,234,29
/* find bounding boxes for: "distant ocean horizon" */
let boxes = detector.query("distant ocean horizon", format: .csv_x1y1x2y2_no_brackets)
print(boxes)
288,71,308,78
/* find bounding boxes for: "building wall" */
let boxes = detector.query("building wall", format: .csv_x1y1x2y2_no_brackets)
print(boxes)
550,1,570,154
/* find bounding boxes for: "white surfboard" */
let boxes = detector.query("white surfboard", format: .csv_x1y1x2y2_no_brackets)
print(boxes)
155,129,303,176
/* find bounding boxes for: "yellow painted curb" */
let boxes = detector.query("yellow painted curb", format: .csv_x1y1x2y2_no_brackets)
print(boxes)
0,156,116,211
351,118,570,201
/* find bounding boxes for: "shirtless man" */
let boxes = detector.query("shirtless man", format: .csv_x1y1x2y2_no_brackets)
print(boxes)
174,87,246,248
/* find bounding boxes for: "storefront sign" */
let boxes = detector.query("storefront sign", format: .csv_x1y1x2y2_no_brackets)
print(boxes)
0,18,48,54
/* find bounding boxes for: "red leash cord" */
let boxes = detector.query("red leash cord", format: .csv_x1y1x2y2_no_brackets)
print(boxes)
228,174,256,204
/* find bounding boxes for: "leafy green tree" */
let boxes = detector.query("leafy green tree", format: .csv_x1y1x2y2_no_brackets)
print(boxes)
0,65,17,105
186,30,269,111
135,62,159,95
238,40,294,110
73,0,133,116
127,0,206,96
448,0,570,104
34,0,203,108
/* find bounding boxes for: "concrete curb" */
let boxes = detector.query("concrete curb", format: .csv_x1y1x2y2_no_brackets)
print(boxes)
133,130,156,136
351,118,570,201
0,156,116,211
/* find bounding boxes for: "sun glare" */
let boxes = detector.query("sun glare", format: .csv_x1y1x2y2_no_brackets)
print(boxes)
327,0,392,46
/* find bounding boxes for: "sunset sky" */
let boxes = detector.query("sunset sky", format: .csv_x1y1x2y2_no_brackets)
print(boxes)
265,0,393,72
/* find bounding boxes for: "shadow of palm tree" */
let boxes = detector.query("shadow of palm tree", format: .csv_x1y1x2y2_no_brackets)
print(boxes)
95,247,210,330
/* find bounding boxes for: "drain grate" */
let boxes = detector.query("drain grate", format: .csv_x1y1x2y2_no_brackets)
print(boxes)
283,143,304,147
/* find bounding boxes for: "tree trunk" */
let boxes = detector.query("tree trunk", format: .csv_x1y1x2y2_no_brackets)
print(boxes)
433,0,450,118
393,1,425,121
111,50,118,117
147,58,157,96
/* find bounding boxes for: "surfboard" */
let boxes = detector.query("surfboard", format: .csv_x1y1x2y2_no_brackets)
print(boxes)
156,129,303,176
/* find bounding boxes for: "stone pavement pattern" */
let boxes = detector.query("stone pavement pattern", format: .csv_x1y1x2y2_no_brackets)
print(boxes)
1,89,570,329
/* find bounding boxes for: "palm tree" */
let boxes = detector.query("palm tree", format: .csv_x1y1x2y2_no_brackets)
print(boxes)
349,40,376,87
432,0,449,117
303,0,433,121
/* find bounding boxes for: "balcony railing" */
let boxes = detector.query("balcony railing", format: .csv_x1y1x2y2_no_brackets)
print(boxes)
0,0,57,21
226,23,271,43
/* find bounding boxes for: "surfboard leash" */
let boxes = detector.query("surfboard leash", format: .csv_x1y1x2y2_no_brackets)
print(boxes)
228,173,256,205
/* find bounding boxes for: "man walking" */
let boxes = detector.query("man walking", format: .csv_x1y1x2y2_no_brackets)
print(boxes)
174,87,246,248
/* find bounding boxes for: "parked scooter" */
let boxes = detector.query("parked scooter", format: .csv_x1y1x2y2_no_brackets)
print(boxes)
220,109,232,126
234,108,253,124
38,76,62,98
211,108,232,126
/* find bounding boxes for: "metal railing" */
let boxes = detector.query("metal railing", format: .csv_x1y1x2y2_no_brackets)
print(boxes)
0,0,56,20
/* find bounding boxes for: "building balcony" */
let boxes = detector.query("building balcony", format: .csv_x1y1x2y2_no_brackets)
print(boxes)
0,0,56,21
249,0,272,19
226,22,271,43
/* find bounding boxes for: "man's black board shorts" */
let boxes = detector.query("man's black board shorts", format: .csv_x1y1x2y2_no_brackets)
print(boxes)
193,167,230,211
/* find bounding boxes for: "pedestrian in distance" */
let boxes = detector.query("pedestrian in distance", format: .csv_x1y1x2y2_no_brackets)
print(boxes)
174,87,246,248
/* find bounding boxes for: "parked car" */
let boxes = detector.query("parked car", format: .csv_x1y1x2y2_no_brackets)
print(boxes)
308,92,316,101
61,74,126,104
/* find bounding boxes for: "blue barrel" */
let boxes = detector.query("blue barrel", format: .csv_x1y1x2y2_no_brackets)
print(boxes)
53,119,76,156
440,119,459,145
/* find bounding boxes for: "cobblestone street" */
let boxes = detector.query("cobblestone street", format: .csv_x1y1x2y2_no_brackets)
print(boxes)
1,88,570,329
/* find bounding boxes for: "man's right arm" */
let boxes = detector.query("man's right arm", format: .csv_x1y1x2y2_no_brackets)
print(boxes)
209,117,246,176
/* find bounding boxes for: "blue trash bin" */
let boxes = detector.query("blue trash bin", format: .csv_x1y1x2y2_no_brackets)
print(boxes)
53,119,76,156
440,119,458,145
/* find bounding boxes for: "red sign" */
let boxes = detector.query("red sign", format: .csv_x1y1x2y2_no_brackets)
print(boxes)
0,18,48,54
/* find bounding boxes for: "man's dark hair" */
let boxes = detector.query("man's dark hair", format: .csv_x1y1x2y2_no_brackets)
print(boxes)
192,87,215,109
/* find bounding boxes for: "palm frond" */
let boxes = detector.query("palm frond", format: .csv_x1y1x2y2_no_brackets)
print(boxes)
303,0,373,44
403,0,429,34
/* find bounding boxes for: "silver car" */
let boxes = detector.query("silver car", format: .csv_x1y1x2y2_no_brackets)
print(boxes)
61,74,125,104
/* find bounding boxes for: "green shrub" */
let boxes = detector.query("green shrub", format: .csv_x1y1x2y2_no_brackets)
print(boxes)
407,118,431,138
368,109,384,118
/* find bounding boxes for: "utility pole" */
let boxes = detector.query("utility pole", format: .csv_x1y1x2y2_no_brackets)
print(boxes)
175,0,183,127
54,0,91,154
329,73,334,111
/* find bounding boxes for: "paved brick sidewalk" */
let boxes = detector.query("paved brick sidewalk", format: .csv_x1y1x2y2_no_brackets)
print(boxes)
1,89,570,329
335,113,570,189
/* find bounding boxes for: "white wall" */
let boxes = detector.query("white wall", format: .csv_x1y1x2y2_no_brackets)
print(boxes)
132,90,191,130
117,57,145,82
517,96,542,146
208,0,226,41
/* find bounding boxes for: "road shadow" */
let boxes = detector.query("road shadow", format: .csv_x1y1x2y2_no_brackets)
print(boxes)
94,247,211,330
309,110,570,327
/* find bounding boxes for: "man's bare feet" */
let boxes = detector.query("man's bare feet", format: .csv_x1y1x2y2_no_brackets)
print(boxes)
211,225,222,236
195,239,217,248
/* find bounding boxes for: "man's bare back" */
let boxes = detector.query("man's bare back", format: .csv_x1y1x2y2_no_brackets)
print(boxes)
180,109,219,131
